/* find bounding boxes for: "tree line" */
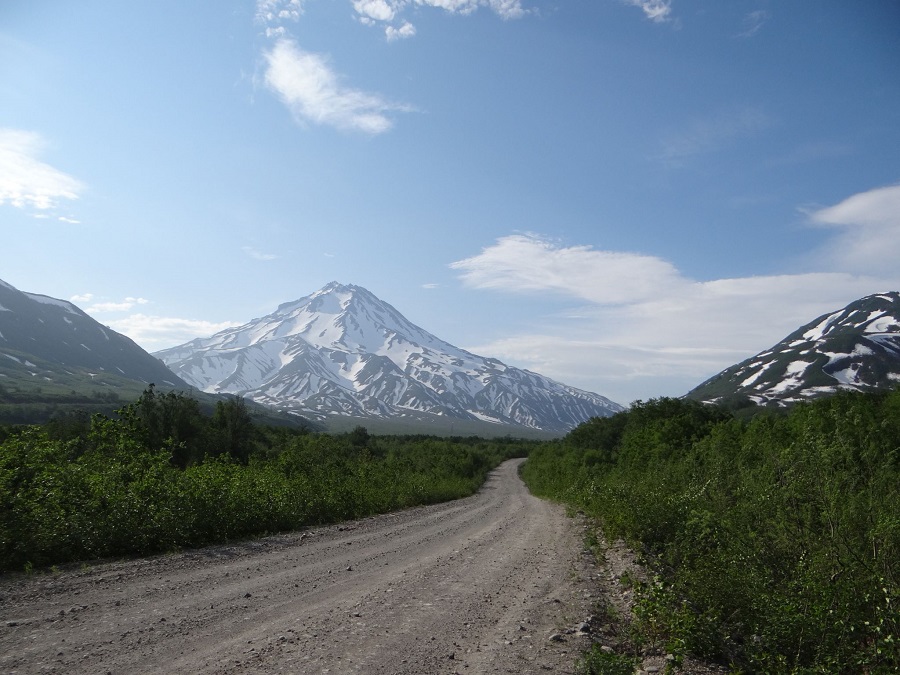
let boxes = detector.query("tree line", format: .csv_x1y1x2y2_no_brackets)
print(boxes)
0,387,532,571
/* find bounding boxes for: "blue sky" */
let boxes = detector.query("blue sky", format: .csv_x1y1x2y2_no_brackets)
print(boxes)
1,0,898,405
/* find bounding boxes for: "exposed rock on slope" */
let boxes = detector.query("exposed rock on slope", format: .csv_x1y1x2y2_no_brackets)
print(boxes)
687,291,900,406
156,282,623,432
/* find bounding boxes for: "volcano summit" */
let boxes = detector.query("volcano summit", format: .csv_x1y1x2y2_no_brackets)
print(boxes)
155,282,622,433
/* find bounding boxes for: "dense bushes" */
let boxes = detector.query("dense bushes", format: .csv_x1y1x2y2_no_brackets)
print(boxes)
522,392,900,673
0,390,530,571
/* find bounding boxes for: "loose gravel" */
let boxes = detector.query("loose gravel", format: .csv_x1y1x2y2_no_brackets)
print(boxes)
0,459,599,674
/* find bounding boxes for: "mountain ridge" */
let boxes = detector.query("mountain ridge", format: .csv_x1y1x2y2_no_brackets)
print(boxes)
0,278,187,388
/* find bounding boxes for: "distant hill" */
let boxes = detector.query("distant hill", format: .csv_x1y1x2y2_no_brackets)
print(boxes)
0,278,316,429
0,278,186,386
0,278,188,422
156,281,624,434
687,291,900,407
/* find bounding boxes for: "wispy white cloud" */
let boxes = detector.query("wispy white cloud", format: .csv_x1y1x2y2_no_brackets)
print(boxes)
0,129,84,212
84,297,149,313
70,293,94,304
263,39,412,133
107,314,240,351
256,0,305,24
736,9,770,38
624,0,673,24
658,107,771,166
807,183,900,276
450,186,900,402
350,0,530,40
422,282,439,289
255,0,528,131
256,0,305,37
243,246,278,261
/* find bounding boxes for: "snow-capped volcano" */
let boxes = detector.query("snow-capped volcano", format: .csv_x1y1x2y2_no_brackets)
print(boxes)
155,282,623,432
687,291,900,407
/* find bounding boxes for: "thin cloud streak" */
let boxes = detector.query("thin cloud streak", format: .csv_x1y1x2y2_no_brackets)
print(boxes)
84,297,149,314
736,10,770,38
243,246,278,261
624,0,673,24
658,107,772,166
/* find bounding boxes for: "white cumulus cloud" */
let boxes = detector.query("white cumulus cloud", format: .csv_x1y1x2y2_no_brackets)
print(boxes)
0,129,84,212
450,186,900,403
353,0,396,22
263,39,411,133
450,233,688,304
807,183,900,276
256,0,305,24
386,21,417,41
107,314,240,351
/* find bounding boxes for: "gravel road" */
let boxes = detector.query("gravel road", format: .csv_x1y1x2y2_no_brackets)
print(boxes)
0,459,598,674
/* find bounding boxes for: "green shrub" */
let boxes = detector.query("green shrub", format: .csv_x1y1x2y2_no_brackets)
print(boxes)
0,405,535,571
523,392,900,672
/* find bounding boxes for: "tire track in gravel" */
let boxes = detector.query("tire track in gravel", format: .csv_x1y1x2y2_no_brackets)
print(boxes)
0,459,598,674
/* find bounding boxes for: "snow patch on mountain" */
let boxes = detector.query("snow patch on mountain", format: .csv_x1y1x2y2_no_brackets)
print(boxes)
688,291,900,407
24,293,80,315
156,282,623,432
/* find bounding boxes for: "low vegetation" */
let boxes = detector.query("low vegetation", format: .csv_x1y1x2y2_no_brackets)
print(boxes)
523,391,900,673
7,381,897,672
0,387,531,571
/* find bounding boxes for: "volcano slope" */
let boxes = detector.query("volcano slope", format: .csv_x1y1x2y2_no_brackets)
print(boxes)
0,459,599,674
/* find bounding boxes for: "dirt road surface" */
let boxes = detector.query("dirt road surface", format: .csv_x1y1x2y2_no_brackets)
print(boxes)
1,459,599,674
